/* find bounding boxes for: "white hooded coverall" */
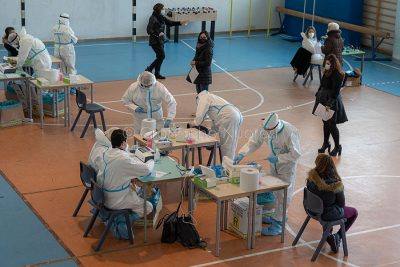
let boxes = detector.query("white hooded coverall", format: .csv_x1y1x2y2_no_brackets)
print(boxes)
193,91,243,160
238,120,301,222
16,28,51,77
88,128,119,173
52,15,78,75
97,148,154,217
122,74,177,134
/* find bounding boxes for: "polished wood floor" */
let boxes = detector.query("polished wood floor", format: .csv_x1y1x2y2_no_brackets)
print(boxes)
1,68,400,267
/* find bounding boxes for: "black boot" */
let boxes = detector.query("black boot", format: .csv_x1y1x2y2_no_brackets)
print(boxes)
318,142,331,153
329,145,342,156
326,234,338,253
155,74,166,79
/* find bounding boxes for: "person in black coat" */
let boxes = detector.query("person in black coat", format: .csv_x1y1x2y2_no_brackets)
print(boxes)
2,27,19,56
307,154,358,253
145,3,186,80
313,54,347,156
191,31,214,94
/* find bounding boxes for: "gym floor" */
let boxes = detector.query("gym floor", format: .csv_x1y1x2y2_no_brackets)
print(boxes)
1,32,400,267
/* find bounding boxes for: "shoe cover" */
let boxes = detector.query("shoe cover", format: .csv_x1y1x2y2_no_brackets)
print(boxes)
261,220,282,236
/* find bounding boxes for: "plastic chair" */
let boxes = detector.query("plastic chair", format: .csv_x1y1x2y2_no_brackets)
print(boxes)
71,90,106,138
72,162,97,217
83,180,134,251
292,187,348,261
303,64,322,86
188,125,222,166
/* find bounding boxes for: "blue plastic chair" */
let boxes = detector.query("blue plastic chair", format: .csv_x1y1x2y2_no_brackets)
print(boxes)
83,180,134,251
292,187,348,261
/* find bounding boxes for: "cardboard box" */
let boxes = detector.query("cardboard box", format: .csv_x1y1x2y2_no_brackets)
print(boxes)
228,197,262,239
345,76,361,87
0,100,24,128
42,92,65,118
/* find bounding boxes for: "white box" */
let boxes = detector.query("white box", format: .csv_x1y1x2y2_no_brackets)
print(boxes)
228,197,262,239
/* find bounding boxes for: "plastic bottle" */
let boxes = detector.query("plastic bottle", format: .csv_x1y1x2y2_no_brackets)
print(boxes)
146,137,153,149
154,147,160,162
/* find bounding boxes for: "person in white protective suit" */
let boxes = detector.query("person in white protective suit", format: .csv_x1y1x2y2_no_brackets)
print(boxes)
234,113,301,236
96,129,154,217
88,127,119,172
301,26,324,66
16,27,51,77
51,13,78,75
122,71,177,134
190,91,243,160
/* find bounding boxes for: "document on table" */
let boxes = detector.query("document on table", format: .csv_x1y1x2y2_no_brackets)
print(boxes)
5,73,21,79
188,66,199,83
314,103,335,121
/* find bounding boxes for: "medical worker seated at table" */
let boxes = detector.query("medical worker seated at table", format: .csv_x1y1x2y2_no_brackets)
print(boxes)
88,127,119,172
16,27,51,77
234,113,301,236
122,71,177,134
51,13,78,76
96,129,154,218
188,91,242,160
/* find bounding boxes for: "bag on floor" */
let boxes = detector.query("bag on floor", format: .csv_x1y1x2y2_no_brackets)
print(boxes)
176,214,206,248
156,201,181,243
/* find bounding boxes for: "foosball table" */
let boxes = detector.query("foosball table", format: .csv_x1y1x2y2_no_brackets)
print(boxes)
165,7,218,42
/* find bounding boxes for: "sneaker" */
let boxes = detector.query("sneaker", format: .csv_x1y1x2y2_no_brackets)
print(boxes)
155,74,166,80
326,234,338,253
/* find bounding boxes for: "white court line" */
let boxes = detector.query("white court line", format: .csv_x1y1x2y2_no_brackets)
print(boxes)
372,61,400,71
343,58,354,71
375,259,400,267
180,40,265,114
192,174,400,267
97,87,249,104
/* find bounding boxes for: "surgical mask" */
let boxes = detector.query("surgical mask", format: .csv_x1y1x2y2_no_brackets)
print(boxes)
140,83,154,91
199,38,207,44
325,64,331,70
308,32,315,38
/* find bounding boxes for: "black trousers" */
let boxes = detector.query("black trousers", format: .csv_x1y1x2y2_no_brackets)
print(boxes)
148,44,165,75
323,119,340,148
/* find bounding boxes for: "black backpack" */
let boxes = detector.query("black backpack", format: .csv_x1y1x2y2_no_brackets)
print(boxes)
177,214,206,248
156,201,181,243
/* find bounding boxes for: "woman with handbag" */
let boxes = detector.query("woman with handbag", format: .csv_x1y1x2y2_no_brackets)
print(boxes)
312,54,347,156
191,31,214,94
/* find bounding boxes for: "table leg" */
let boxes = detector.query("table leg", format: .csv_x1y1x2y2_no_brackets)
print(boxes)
185,146,189,169
360,54,365,85
210,21,216,40
281,187,287,243
216,200,221,256
143,183,148,243
67,86,71,127
55,90,59,118
91,84,94,103
27,79,32,120
213,142,217,166
188,179,194,214
63,88,67,127
181,147,185,167
247,194,253,250
201,21,206,31
174,25,179,43
251,192,257,249
40,88,43,129
166,25,171,39
224,200,229,230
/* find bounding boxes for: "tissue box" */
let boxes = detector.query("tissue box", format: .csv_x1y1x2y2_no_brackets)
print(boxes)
63,77,71,84
345,76,361,87
228,197,262,239
37,77,50,86
192,176,217,189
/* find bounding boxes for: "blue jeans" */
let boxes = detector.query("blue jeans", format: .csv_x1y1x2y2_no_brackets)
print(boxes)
196,84,209,94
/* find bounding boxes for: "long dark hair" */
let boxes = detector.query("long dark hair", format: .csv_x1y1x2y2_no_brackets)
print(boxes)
153,3,164,14
197,31,214,47
314,154,342,181
324,54,344,77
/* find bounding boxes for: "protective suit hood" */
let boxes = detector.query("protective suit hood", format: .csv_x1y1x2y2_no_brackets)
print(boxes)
138,71,156,90
59,13,70,26
19,27,33,41
263,113,283,134
94,128,113,147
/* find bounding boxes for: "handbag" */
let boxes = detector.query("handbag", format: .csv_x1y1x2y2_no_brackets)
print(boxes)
156,200,181,243
177,214,206,248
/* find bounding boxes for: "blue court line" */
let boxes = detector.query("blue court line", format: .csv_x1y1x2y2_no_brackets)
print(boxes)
0,172,78,267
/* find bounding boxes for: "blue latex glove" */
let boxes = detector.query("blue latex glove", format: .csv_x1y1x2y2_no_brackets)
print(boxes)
266,155,278,164
164,119,171,128
135,106,145,113
233,153,245,164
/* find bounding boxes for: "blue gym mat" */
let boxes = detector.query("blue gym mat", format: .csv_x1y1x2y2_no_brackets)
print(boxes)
0,174,78,267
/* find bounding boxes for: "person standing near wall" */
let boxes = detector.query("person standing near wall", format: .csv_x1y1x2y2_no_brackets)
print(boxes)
191,31,214,94
145,3,187,80
322,22,344,66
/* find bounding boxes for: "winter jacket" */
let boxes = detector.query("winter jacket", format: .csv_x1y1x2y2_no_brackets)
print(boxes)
306,168,345,221
313,70,348,124
290,47,312,75
322,30,344,65
147,12,180,46
193,41,213,85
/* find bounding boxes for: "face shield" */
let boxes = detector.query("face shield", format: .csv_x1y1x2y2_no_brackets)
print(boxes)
7,32,20,47
263,113,280,137
59,13,70,26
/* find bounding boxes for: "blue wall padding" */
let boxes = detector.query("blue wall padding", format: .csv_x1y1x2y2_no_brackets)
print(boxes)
283,0,364,47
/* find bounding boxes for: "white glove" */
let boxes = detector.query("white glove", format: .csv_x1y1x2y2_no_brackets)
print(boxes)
159,32,165,37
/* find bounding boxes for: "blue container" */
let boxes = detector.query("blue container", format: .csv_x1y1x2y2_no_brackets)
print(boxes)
284,0,364,47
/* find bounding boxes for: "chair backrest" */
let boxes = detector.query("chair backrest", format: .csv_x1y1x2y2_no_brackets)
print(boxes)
90,179,105,209
80,161,97,188
75,90,87,109
303,187,324,220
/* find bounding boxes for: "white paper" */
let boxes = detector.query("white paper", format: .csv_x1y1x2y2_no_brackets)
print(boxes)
5,74,20,79
153,171,168,178
188,66,199,83
153,194,163,228
314,103,335,121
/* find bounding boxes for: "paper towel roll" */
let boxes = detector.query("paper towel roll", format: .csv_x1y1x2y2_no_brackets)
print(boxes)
140,118,156,135
240,168,259,191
